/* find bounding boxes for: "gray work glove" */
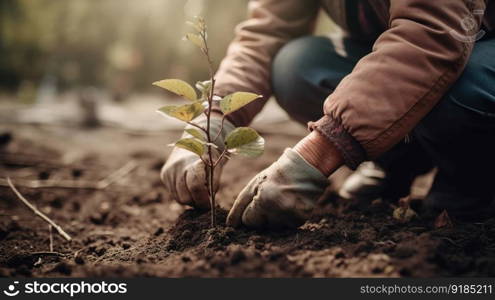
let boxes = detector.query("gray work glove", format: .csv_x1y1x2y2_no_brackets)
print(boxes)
227,148,329,229
161,115,235,209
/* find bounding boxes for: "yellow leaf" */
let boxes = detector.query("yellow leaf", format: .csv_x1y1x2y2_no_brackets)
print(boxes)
174,138,205,157
185,33,205,50
157,102,204,122
153,79,197,102
186,21,202,32
220,92,262,115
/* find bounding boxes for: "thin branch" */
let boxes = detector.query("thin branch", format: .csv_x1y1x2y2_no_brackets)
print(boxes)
213,149,229,168
212,116,226,143
48,225,53,252
7,177,72,241
199,156,208,166
97,161,138,189
0,161,137,190
186,121,207,134
74,245,92,259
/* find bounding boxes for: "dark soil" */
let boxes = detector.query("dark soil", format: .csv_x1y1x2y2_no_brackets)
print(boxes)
1,124,495,278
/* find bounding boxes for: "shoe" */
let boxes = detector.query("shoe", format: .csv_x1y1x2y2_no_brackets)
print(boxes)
339,138,435,203
338,162,387,201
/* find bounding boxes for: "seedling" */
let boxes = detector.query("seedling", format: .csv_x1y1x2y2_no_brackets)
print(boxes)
153,17,264,227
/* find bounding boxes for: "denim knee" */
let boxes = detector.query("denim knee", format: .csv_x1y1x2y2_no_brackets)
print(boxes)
414,39,495,148
272,37,331,118
447,39,495,117
272,36,352,123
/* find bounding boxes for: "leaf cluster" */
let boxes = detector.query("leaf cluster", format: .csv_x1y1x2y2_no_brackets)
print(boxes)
153,17,264,159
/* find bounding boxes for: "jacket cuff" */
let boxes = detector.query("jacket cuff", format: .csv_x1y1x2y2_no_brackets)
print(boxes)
308,116,366,170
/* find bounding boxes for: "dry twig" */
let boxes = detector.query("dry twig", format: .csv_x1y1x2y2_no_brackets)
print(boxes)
29,252,65,257
97,160,138,189
6,177,72,241
48,224,54,252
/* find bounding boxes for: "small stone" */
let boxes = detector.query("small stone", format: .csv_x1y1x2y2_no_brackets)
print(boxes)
154,227,164,236
74,256,85,265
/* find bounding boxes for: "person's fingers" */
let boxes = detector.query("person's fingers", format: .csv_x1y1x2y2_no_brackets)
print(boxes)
241,183,288,229
241,182,307,229
241,194,267,229
162,145,229,210
175,166,194,206
161,162,181,204
186,161,211,210
226,175,263,227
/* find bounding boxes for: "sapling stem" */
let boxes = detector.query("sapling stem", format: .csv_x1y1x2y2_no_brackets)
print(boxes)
199,22,218,227
213,149,229,168
186,121,207,134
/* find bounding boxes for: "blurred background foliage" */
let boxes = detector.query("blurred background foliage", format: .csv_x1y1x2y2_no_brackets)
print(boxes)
0,0,249,99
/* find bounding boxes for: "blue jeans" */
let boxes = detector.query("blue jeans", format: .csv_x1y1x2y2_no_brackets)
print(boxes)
272,36,495,215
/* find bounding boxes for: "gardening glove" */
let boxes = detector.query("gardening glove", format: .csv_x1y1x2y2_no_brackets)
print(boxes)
161,115,235,210
227,148,329,229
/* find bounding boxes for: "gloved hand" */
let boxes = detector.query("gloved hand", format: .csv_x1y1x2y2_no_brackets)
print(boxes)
226,148,330,229
161,115,235,209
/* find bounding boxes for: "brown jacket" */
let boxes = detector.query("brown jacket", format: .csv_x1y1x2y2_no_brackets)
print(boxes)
215,0,493,169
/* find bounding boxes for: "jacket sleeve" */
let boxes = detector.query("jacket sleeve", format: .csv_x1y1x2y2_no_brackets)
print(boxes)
214,0,319,126
309,0,486,169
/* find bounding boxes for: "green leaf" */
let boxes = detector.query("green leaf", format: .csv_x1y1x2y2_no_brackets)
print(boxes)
153,79,197,102
185,33,206,50
220,92,262,115
185,128,205,141
174,138,205,157
225,127,259,149
157,102,204,122
225,127,264,157
234,139,265,157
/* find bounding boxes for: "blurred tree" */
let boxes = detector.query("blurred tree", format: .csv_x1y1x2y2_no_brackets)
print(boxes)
0,0,248,95
0,0,23,87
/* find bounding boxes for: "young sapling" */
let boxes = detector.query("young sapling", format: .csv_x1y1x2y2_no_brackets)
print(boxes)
153,16,264,227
